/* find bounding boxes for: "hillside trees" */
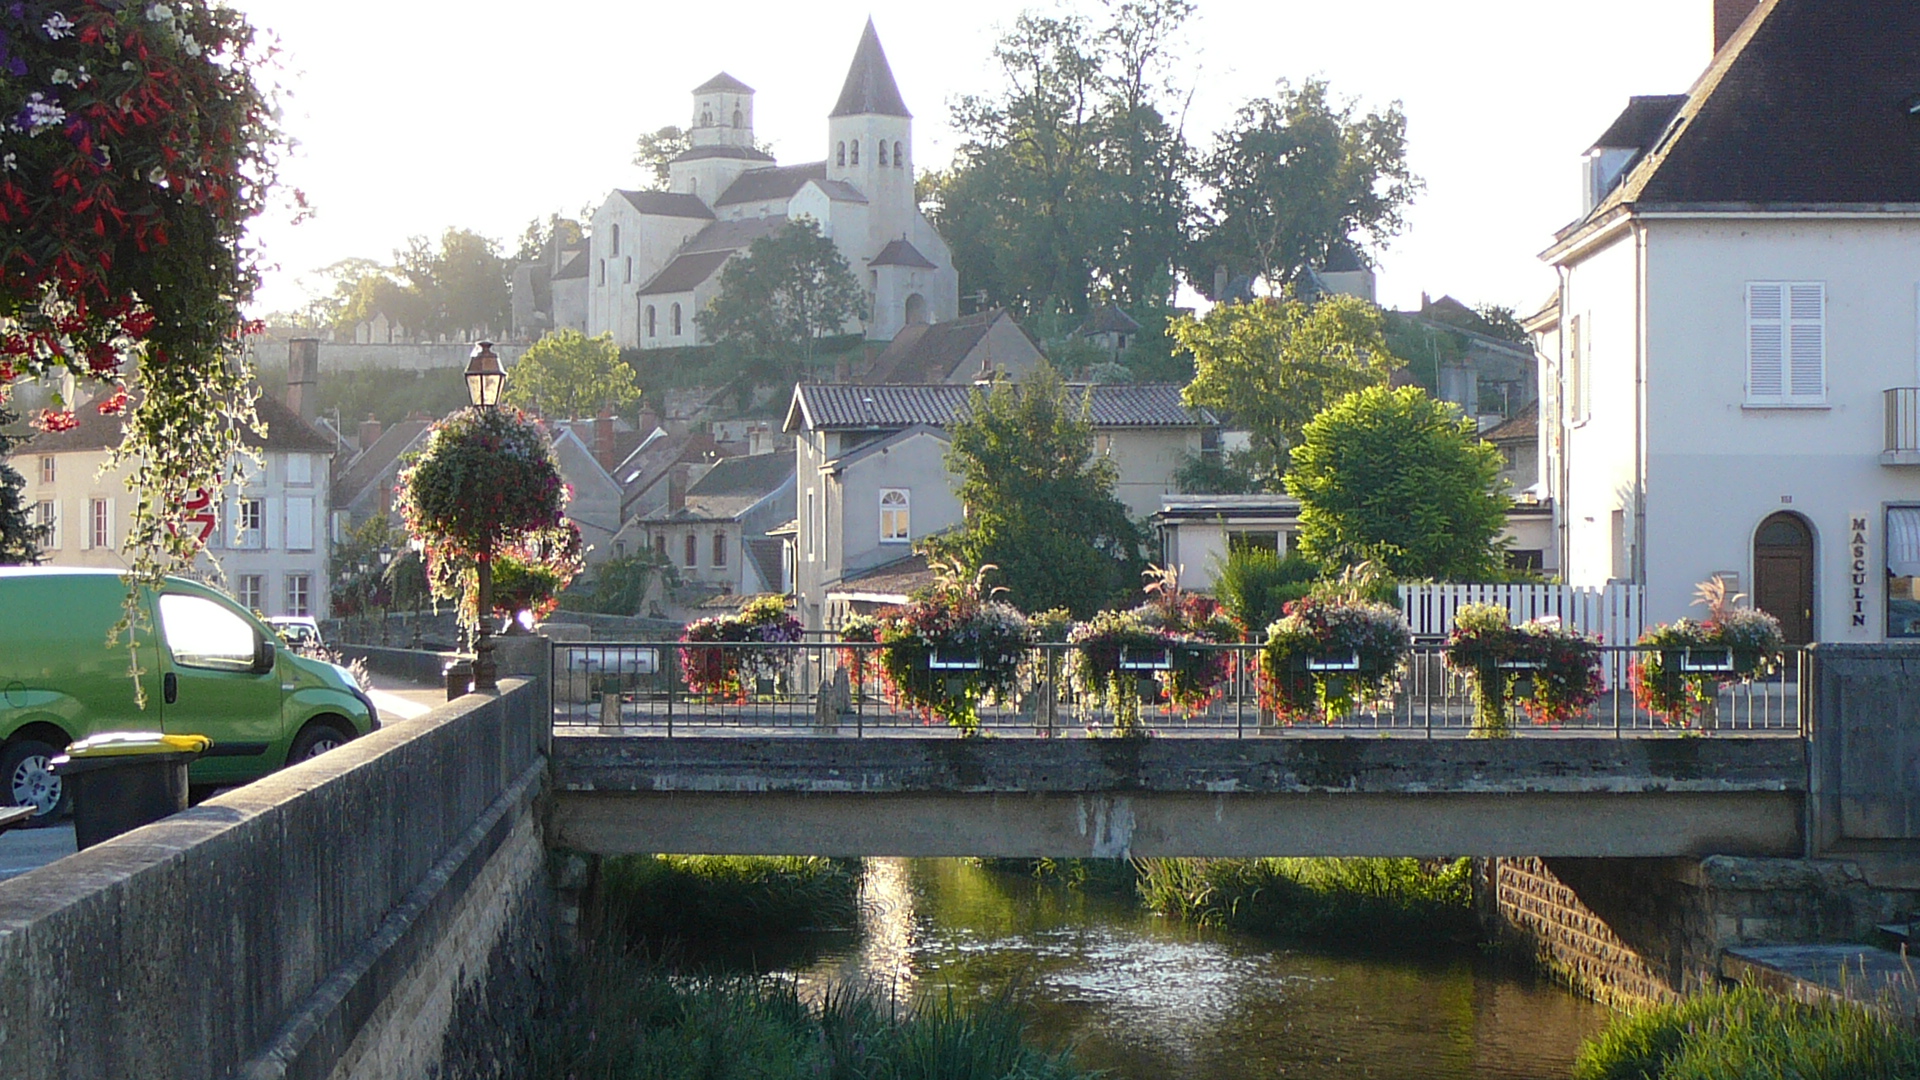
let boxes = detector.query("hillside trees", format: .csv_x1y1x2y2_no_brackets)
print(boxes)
699,219,865,393
502,330,640,419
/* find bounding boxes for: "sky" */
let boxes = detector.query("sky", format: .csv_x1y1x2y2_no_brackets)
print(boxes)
229,0,1718,321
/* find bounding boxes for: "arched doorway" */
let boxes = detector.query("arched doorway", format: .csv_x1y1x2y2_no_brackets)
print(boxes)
1754,512,1815,645
903,293,928,326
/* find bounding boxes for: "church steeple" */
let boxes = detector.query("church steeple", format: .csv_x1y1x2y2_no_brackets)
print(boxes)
830,18,911,118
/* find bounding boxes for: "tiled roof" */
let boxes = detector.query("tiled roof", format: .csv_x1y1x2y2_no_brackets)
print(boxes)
694,72,754,94
1483,401,1539,444
683,216,788,254
616,190,715,219
22,390,337,456
745,538,786,593
812,179,868,204
332,418,430,506
863,309,1030,384
1076,303,1141,336
869,239,934,268
831,19,911,118
638,250,733,296
787,382,1215,431
670,144,776,164
1591,94,1688,151
715,162,827,207
823,423,948,472
829,553,931,600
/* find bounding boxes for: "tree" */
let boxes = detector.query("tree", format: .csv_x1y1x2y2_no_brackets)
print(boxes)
502,330,639,419
515,214,585,263
1176,295,1402,488
1189,79,1420,296
0,397,43,564
1285,385,1510,581
929,368,1146,617
396,228,512,340
698,218,865,389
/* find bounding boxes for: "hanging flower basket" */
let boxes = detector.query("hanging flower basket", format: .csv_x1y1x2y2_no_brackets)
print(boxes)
1446,604,1604,735
862,560,1033,736
1632,579,1787,728
1259,596,1410,723
680,596,802,702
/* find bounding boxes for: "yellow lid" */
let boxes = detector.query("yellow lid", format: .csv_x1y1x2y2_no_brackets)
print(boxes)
64,732,214,758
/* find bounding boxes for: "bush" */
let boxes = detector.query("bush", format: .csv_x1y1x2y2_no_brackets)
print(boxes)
1212,548,1320,637
1573,985,1920,1080
1135,857,1475,944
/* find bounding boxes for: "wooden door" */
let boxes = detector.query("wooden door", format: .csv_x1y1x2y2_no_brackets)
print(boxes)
1754,514,1815,645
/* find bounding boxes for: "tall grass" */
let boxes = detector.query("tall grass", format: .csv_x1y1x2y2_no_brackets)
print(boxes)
1573,985,1920,1080
1135,857,1475,944
969,857,1140,894
595,855,862,944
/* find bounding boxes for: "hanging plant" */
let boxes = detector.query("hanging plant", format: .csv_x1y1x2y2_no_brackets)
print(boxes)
1258,594,1410,722
1068,566,1237,735
1067,608,1169,737
1631,578,1786,728
680,595,802,701
862,558,1033,736
1446,603,1603,734
432,522,583,632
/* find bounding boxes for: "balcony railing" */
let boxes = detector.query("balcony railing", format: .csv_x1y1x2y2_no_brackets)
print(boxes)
1884,387,1920,464
552,640,1807,738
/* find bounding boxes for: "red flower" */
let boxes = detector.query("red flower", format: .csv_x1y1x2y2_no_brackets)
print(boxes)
33,409,79,433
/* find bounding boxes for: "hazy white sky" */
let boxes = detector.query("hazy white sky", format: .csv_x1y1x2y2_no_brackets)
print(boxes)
230,0,1717,319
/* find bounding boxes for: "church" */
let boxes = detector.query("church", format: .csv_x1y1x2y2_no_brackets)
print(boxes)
579,20,959,350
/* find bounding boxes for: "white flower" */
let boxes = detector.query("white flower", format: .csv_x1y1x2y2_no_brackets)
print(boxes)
147,166,167,185
146,4,174,22
122,61,138,72
19,93,67,136
50,69,73,86
1,154,16,172
43,12,75,39
180,34,201,57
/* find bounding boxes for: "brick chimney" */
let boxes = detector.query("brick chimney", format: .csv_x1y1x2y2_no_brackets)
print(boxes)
666,465,688,513
594,408,615,470
639,406,661,436
286,338,320,423
1714,0,1759,53
357,416,382,451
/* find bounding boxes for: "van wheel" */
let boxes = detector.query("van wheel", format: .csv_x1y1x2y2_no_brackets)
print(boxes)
0,739,67,820
288,722,350,764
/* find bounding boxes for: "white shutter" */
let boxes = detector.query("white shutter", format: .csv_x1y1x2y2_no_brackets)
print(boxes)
105,497,115,548
1787,283,1825,400
286,453,312,486
1747,283,1785,399
48,501,61,551
79,501,92,550
286,497,314,551
265,497,280,551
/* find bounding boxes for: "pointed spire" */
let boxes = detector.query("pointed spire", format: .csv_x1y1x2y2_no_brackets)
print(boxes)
830,18,911,119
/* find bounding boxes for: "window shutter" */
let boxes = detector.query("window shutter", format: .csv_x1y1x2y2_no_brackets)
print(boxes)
1747,284,1785,399
1787,283,1825,400
49,501,61,551
105,497,115,548
286,497,314,551
79,501,92,550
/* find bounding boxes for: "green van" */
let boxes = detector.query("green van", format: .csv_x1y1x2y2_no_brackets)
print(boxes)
0,567,378,817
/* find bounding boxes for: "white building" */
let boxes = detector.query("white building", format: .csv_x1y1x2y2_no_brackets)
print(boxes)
580,20,958,352
1537,0,1920,643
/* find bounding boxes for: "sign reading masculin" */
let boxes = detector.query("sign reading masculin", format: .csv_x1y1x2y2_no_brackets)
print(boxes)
1849,512,1870,633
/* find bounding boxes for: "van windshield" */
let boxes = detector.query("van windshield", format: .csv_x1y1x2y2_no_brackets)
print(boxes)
159,594,258,671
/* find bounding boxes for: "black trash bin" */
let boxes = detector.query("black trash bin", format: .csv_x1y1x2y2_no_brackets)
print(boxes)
51,732,210,850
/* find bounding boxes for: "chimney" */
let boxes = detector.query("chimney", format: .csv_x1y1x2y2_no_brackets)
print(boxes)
358,416,383,451
1714,0,1759,53
667,465,688,513
594,408,615,470
639,406,661,436
286,338,320,423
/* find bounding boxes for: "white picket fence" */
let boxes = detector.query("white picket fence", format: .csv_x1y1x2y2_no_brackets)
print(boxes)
1398,583,1645,645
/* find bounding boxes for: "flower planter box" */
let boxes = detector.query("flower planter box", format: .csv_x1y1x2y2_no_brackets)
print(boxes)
928,646,983,670
1306,652,1362,672
1676,648,1735,673
1118,645,1172,670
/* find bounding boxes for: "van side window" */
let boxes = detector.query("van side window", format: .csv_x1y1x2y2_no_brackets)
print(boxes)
158,594,258,671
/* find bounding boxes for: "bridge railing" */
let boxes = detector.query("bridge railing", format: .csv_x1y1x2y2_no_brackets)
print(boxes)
551,640,1807,737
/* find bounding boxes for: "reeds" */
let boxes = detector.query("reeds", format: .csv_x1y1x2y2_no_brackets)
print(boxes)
594,855,863,944
1574,985,1920,1080
1134,856,1475,944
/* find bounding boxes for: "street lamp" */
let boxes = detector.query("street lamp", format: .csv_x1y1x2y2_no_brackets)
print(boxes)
466,340,506,690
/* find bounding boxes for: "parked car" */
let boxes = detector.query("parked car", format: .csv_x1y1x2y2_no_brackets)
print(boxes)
266,616,325,652
0,568,379,818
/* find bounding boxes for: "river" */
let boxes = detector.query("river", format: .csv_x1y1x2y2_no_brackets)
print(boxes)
718,858,1615,1080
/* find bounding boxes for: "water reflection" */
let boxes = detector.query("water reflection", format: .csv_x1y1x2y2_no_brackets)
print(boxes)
750,859,1609,1079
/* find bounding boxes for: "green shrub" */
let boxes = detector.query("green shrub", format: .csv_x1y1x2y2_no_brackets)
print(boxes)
1135,857,1474,943
1574,986,1920,1080
595,855,862,945
1211,548,1320,637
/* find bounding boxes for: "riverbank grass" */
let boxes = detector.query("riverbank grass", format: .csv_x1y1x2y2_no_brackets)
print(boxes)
1136,857,1475,943
1574,985,1920,1080
595,855,862,942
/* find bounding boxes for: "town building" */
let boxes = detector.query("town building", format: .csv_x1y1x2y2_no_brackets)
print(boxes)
1536,0,1920,643
858,308,1044,384
631,451,796,605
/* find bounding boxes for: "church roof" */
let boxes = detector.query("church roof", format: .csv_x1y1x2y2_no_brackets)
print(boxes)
830,19,911,119
670,144,776,164
684,215,789,254
868,239,935,269
694,72,754,94
551,250,589,281
616,190,715,220
715,162,827,206
811,179,868,203
639,250,733,296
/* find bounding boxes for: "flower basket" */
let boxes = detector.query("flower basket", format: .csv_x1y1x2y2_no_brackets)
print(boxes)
1632,607,1783,728
1259,596,1410,723
679,596,802,702
1446,604,1604,735
860,560,1032,736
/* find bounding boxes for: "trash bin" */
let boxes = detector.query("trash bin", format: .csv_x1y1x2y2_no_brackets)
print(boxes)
51,732,211,850
445,659,475,700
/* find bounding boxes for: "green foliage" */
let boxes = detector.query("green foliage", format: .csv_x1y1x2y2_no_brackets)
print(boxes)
1135,857,1474,944
1176,296,1402,488
595,855,861,943
860,559,1034,735
397,409,567,559
930,368,1147,617
514,214,583,263
631,125,691,188
329,516,402,618
312,228,512,342
1572,985,1920,1080
1188,78,1420,295
1287,385,1510,580
260,365,467,428
1212,548,1320,636
558,550,676,616
1445,603,1605,735
502,330,638,420
1174,450,1260,494
0,399,42,565
1259,592,1411,720
698,218,866,394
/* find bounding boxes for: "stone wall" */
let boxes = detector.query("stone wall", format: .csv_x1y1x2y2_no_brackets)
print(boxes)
0,681,550,1080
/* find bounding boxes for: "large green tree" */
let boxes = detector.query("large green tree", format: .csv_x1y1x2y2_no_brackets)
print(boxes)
698,218,864,388
503,330,640,419
929,369,1146,617
1286,385,1509,581
632,126,691,188
1189,79,1419,296
1176,295,1402,489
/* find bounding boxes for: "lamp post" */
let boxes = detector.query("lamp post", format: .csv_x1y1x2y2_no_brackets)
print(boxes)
465,341,507,691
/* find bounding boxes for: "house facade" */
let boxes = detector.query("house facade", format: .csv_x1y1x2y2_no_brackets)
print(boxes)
632,451,795,605
1538,0,1920,643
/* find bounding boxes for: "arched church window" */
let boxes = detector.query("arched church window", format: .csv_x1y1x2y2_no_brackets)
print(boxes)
894,142,903,169
646,306,657,338
609,223,620,255
878,141,888,166
671,303,683,336
850,140,859,165
733,109,743,128
836,142,845,166
701,109,712,126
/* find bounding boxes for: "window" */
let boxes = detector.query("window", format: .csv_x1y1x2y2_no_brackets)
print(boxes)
701,109,712,126
597,260,605,286
624,257,632,284
232,498,264,549
1889,507,1920,638
732,109,742,128
713,532,728,567
86,497,111,550
836,141,846,166
1566,314,1588,423
1227,531,1280,554
893,141,903,169
880,488,910,543
671,303,682,336
614,540,626,558
286,496,314,552
646,305,657,337
38,456,53,484
237,574,263,613
806,491,817,559
878,141,888,166
684,532,698,567
32,501,56,549
849,139,859,165
653,534,667,558
1747,281,1825,404
610,223,620,255
285,573,311,617
158,593,258,671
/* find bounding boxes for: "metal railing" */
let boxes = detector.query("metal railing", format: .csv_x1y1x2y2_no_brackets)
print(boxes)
1886,387,1920,454
552,640,1807,738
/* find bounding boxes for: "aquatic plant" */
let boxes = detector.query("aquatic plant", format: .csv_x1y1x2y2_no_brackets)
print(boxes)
1573,985,1920,1080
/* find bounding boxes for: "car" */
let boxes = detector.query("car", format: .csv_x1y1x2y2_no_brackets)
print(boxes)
266,615,325,652
0,568,378,818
